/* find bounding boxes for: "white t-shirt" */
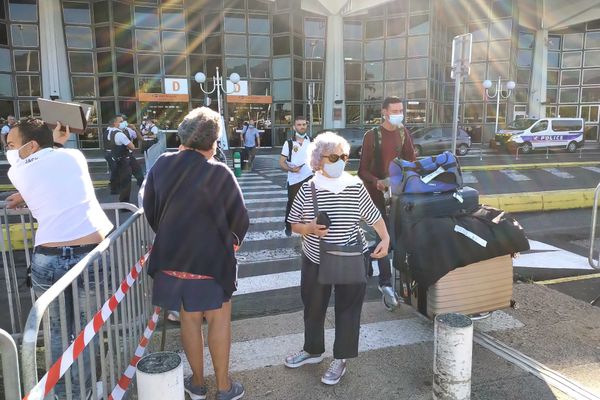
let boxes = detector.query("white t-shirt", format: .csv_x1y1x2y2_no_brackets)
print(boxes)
1,125,10,136
7,148,114,246
107,128,131,146
281,137,313,185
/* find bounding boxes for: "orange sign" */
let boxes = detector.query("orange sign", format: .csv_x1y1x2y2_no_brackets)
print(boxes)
139,92,189,102
226,95,272,104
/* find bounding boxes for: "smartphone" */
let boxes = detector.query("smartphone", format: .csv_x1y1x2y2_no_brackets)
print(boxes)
316,211,331,228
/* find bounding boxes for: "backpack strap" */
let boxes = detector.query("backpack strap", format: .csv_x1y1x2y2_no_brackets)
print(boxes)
371,127,384,178
287,139,293,162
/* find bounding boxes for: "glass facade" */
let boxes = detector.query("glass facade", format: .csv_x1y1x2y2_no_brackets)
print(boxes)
546,21,600,140
0,0,597,149
0,0,42,120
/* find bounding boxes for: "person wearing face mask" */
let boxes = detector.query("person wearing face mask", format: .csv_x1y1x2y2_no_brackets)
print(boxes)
285,132,390,386
358,96,416,309
1,114,16,150
279,115,314,237
105,115,137,203
5,118,113,399
240,119,260,170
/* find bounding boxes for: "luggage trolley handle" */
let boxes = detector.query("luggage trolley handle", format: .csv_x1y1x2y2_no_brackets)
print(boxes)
589,182,600,270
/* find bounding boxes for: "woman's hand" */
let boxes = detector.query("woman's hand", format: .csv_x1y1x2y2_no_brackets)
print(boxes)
371,237,389,259
293,218,328,237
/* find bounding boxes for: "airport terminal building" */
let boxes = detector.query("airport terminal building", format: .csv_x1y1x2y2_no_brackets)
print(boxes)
0,0,599,148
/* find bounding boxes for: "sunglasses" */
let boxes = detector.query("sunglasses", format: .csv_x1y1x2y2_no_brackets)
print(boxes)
322,153,349,163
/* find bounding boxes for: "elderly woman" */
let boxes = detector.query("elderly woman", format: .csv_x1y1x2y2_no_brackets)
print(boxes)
284,131,390,385
143,107,249,400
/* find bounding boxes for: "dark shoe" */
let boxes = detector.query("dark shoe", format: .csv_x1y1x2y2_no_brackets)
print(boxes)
215,381,244,400
184,375,208,400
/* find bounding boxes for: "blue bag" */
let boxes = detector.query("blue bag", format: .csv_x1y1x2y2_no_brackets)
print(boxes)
389,151,463,195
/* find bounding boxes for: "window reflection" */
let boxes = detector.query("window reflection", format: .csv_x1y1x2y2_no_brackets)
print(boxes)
224,14,246,33
249,36,269,56
250,58,270,78
162,8,185,30
385,59,405,80
249,15,269,34
273,57,290,79
365,40,383,60
273,80,291,100
162,31,186,52
407,58,427,78
13,50,38,72
9,0,37,22
63,2,91,25
137,54,161,75
0,74,13,97
409,14,429,35
11,24,38,47
364,61,383,80
69,52,94,73
72,76,96,98
407,35,428,57
135,7,159,28
386,37,406,58
225,57,247,77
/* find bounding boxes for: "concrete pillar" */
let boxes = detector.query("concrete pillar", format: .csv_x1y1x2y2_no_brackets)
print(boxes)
137,352,184,400
38,0,71,101
528,29,548,119
433,313,473,400
323,14,345,129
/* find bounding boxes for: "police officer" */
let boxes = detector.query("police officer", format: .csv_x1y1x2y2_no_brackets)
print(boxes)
106,115,136,202
140,116,159,152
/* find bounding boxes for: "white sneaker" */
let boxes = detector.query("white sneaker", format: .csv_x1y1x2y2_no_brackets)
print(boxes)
321,359,347,385
284,350,324,368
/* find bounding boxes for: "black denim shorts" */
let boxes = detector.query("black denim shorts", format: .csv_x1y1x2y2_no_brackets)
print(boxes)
152,272,230,312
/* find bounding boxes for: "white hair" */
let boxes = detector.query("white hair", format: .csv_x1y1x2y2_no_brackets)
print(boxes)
308,131,351,171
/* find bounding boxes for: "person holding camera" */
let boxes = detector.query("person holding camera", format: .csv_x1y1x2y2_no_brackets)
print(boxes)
284,132,390,386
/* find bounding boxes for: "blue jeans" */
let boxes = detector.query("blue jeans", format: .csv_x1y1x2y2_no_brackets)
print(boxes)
31,249,103,400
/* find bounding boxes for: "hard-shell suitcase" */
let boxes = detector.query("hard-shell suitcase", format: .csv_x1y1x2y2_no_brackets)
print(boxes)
424,255,513,318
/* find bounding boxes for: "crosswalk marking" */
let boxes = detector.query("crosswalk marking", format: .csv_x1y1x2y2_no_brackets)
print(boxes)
250,216,286,224
244,197,288,205
248,207,287,214
245,230,296,241
238,184,281,190
179,311,523,376
500,169,531,181
581,166,600,174
263,172,286,177
542,168,575,179
462,171,478,184
237,248,301,264
243,190,288,196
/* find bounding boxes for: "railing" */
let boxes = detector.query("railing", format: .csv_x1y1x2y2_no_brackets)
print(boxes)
0,202,142,340
589,182,600,270
20,204,154,400
0,328,21,399
144,130,168,173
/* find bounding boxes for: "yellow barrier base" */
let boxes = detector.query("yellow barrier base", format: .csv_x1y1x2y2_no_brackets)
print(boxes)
2,222,37,251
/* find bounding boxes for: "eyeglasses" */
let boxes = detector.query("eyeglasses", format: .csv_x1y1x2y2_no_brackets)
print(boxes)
322,153,349,163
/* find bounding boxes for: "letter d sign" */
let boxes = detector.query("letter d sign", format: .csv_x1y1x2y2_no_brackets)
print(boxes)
165,78,188,95
173,81,180,92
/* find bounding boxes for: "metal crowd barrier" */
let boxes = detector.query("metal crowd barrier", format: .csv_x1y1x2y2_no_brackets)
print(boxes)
0,328,21,399
15,204,154,400
0,202,144,340
144,130,168,173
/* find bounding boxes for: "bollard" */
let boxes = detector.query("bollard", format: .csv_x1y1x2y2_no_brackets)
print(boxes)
433,313,473,400
233,151,242,177
137,352,184,400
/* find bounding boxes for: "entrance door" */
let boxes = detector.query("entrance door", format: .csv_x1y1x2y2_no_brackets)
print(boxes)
513,105,527,120
226,103,272,147
140,101,188,147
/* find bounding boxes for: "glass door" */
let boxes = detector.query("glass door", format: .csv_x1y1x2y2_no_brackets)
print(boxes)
226,103,272,147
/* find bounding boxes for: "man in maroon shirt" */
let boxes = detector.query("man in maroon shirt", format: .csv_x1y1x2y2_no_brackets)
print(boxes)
358,96,416,308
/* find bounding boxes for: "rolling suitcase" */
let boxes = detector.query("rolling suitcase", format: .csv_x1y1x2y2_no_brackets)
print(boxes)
425,255,513,318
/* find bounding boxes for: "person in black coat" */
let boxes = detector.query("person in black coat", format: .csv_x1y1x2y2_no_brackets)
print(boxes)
143,106,249,400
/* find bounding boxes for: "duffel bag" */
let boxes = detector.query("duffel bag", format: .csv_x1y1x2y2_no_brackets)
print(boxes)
405,205,529,289
389,151,463,195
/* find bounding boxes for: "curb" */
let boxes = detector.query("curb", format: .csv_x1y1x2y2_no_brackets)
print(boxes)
462,161,600,172
480,188,596,213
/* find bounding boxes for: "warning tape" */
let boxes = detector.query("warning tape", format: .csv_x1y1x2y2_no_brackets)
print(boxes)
23,252,150,400
108,306,161,400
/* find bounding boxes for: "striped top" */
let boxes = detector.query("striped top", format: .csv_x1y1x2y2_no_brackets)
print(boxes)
287,181,382,264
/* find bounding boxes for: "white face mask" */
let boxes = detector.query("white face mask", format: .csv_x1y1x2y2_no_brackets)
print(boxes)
295,131,307,139
6,141,32,167
119,121,128,129
323,159,345,178
388,113,404,127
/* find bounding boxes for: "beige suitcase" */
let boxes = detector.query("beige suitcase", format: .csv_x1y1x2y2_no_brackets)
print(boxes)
422,255,513,318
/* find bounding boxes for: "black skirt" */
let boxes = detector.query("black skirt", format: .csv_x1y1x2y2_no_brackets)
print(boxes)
152,272,230,312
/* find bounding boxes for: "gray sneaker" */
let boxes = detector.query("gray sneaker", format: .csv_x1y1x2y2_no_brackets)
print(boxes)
378,284,399,310
184,375,208,400
321,359,347,385
284,350,324,368
215,381,244,400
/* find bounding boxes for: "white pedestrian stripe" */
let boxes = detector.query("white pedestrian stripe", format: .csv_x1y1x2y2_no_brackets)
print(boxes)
250,216,286,224
263,172,287,177
236,271,299,295
542,168,574,179
500,169,531,181
581,166,600,174
237,248,301,264
238,184,281,190
179,311,523,376
245,197,288,205
248,207,287,214
462,171,478,184
243,190,288,196
245,230,297,241
515,240,593,270
237,177,266,181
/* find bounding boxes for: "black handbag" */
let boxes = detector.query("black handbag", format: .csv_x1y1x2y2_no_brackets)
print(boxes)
310,183,367,285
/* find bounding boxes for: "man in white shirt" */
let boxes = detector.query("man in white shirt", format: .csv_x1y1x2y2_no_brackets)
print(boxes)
140,116,160,152
279,116,313,237
105,115,136,203
1,114,16,150
5,118,113,399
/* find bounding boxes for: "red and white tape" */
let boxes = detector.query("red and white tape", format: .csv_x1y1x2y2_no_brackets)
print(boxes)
108,306,161,400
23,252,150,400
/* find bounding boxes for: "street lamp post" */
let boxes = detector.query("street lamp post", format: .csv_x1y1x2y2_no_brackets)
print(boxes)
194,67,241,116
483,77,515,135
308,40,318,137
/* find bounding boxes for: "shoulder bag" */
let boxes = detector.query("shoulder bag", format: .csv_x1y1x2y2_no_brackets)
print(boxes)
310,182,367,285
